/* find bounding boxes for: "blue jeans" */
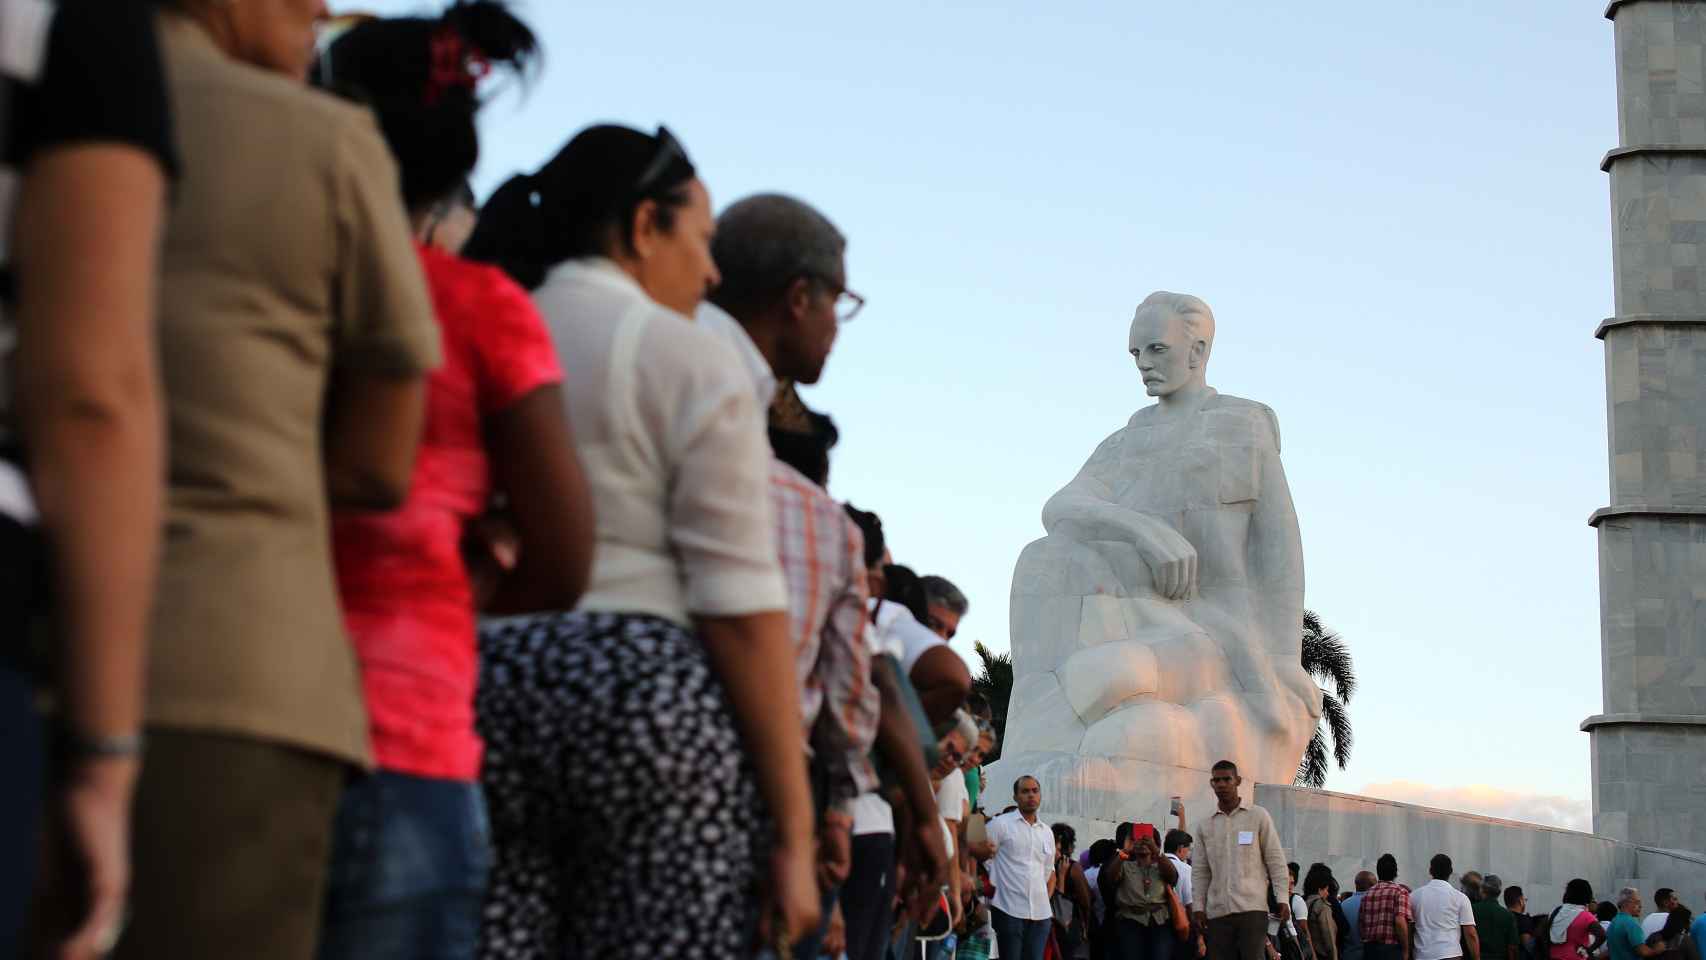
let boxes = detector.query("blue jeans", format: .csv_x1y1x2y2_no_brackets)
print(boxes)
992,906,1051,960
316,771,491,960
1116,918,1177,960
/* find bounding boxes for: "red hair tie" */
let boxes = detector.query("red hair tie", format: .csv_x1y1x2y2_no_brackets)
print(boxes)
424,26,489,105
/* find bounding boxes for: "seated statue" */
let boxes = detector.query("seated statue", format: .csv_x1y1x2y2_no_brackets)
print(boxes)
988,292,1319,829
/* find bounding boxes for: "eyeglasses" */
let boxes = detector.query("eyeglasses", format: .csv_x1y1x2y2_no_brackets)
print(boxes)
633,126,687,196
801,272,866,323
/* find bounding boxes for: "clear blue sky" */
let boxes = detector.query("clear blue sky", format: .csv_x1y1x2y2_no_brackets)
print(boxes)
363,0,1618,826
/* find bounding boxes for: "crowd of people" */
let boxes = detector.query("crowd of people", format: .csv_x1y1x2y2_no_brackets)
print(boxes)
945,761,1706,960
5,4,1705,960
0,0,1005,957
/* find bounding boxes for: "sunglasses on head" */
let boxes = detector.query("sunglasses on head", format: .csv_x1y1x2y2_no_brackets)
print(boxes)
633,126,687,196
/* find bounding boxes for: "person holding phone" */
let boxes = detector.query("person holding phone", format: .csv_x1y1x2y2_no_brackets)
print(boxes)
1101,823,1179,960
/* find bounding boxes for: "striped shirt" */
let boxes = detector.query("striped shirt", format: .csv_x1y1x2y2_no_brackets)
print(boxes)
770,458,880,806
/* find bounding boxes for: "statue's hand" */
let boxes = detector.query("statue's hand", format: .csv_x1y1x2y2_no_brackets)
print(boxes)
1133,523,1197,600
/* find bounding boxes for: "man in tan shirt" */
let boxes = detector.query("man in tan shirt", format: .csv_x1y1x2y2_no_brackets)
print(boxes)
1192,760,1292,960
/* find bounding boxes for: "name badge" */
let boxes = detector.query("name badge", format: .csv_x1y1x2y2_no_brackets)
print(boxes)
1238,831,1255,845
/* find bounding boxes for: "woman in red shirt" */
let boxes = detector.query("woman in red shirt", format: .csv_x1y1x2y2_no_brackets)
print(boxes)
314,5,595,958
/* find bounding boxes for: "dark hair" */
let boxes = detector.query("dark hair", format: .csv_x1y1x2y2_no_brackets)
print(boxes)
1303,864,1334,897
1114,821,1134,850
1654,888,1676,907
1355,871,1377,893
1503,885,1524,908
1089,839,1117,869
318,2,537,212
1429,853,1452,881
1661,907,1692,942
1053,823,1076,851
768,407,837,487
842,504,884,569
1288,862,1300,881
1595,902,1618,923
1376,853,1398,882
1563,878,1595,906
464,124,696,290
883,564,932,624
1164,829,1192,854
1212,760,1239,775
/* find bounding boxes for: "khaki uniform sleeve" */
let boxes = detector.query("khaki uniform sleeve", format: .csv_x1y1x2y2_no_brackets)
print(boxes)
329,112,438,375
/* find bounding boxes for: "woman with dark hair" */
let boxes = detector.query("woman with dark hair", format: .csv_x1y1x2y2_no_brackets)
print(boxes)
1551,880,1609,960
313,6,595,958
118,0,441,956
464,125,817,958
1302,864,1339,960
1100,821,1179,960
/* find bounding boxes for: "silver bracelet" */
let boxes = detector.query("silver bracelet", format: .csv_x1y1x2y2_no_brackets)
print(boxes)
65,729,145,759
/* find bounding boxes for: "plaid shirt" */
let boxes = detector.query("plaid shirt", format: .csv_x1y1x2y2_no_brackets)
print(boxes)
769,460,879,806
1359,881,1413,945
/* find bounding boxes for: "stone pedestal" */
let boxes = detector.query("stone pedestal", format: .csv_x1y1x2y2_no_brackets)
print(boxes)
1588,0,1706,857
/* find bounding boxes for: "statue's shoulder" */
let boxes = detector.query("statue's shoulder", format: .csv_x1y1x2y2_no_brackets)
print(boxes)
1205,394,1283,452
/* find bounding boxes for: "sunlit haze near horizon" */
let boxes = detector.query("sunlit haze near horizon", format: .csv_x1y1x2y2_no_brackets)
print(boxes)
359,0,1620,828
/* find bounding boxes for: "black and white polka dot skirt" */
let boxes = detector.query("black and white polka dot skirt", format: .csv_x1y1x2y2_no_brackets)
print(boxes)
474,610,764,959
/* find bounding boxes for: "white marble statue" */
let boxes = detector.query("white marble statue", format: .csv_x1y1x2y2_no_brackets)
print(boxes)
988,292,1319,830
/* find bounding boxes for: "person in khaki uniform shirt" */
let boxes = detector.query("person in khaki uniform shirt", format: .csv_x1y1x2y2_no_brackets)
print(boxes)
1192,760,1292,960
110,4,439,959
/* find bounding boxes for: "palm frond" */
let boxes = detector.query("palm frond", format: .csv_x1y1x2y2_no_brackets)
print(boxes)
1297,610,1355,787
1300,610,1356,703
1321,691,1352,768
972,641,1013,762
1295,729,1330,788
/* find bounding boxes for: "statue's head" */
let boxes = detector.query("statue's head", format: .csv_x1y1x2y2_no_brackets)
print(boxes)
1128,291,1215,398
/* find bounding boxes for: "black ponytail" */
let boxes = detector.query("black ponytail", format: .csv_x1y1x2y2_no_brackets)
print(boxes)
463,172,551,289
316,1,538,212
463,124,698,291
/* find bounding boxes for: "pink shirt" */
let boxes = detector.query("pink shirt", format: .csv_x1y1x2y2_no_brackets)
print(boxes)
333,245,561,780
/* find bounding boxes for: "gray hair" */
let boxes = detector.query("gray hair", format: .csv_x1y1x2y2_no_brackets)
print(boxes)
710,193,845,312
1134,290,1216,352
1617,887,1642,909
1483,875,1503,900
949,708,979,750
919,575,969,616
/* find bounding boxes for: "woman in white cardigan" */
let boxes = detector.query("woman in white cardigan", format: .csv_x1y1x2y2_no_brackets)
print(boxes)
463,124,817,959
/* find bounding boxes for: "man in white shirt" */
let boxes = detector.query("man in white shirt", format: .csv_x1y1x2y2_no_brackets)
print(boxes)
1642,889,1678,938
1411,854,1480,960
973,775,1057,960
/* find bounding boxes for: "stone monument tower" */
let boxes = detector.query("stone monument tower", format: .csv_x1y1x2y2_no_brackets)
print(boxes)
1586,0,1706,855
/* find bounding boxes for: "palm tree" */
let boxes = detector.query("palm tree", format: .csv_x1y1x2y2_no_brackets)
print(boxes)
1295,610,1355,788
972,641,1013,762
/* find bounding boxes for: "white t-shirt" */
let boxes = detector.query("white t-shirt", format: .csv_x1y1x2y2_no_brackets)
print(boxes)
869,598,945,674
985,810,1055,921
936,768,969,825
1166,852,1194,907
1643,913,1671,938
1411,879,1476,960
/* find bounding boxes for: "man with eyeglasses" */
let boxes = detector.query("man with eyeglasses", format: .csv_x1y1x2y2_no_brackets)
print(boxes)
697,192,884,960
919,574,969,640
